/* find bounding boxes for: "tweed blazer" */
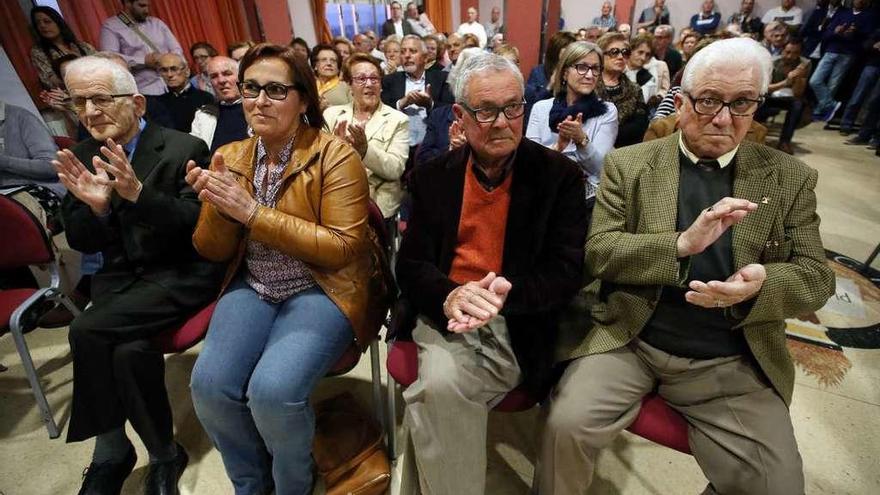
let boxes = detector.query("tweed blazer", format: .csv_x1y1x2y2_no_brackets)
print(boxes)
558,133,835,405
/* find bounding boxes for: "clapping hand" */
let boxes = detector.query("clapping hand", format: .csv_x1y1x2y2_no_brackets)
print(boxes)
677,197,758,257
685,263,766,309
556,113,585,151
332,120,368,157
402,84,433,109
448,119,467,151
187,152,257,225
53,149,113,215
444,272,513,333
94,138,143,203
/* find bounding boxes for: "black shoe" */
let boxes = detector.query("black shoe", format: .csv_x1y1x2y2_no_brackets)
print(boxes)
78,446,136,495
143,443,188,495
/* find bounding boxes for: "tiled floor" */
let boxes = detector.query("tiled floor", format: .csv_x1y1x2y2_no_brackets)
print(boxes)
1,122,878,494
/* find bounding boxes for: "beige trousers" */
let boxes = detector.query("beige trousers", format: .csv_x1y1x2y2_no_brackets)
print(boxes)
402,315,522,495
534,339,804,495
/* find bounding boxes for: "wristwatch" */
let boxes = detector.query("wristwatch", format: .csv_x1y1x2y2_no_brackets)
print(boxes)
576,135,589,148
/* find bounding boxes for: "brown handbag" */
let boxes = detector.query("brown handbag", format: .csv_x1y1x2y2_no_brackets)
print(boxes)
313,392,391,495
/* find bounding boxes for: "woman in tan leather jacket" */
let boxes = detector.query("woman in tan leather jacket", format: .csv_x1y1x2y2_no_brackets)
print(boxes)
185,43,389,495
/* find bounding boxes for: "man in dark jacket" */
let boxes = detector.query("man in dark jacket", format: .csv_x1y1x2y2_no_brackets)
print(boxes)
55,56,223,495
395,52,587,494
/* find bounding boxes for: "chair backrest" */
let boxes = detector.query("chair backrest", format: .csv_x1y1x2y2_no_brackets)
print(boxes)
53,135,76,150
366,199,388,249
0,195,54,269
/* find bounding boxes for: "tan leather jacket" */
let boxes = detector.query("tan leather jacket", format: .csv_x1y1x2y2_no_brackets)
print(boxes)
192,126,391,350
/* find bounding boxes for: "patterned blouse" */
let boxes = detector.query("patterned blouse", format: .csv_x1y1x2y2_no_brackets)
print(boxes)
30,42,95,89
244,137,317,302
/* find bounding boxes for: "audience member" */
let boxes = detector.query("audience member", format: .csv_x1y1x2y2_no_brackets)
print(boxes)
597,32,649,147
681,31,702,61
152,53,214,133
445,33,466,71
417,5,438,36
290,37,310,61
494,44,520,66
676,26,695,50
56,55,223,495
325,53,409,220
30,6,95,91
535,37,835,495
526,31,577,105
352,33,373,56
405,2,429,36
618,23,632,38
191,56,248,153
187,43,390,495
757,38,811,154
458,7,489,48
762,21,788,57
690,0,722,35
627,33,671,108
424,34,444,71
727,0,763,37
592,2,618,32
485,6,505,40
190,42,218,97
843,28,880,141
228,40,255,62
637,0,671,31
810,0,876,122
653,25,683,77
99,0,183,95
311,44,352,109
462,33,481,49
383,1,412,37
0,100,62,198
762,0,804,32
582,26,603,43
801,0,840,66
397,52,587,495
365,29,386,61
333,37,353,63
382,37,402,74
527,41,617,212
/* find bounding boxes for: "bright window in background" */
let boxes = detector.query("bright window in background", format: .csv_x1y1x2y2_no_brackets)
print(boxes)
33,0,63,14
325,1,390,39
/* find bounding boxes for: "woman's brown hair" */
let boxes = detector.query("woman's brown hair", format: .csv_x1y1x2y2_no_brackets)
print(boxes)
238,43,325,130
341,53,384,84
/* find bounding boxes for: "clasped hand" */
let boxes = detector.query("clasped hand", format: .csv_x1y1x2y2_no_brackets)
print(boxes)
401,83,433,109
53,138,143,215
556,113,586,151
443,272,512,333
332,120,368,157
185,152,257,225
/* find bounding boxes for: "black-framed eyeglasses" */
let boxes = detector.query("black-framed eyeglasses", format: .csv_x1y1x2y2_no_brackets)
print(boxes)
571,63,602,76
461,100,526,124
71,93,134,112
158,65,185,74
683,92,765,117
239,81,300,101
605,48,632,58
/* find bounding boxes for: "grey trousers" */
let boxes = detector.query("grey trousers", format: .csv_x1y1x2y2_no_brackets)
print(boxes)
534,339,804,495
403,315,522,495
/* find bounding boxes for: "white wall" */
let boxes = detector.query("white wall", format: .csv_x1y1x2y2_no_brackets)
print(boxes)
452,0,461,31
288,0,318,47
0,47,40,119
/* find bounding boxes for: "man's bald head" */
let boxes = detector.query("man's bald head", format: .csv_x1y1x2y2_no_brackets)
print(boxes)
157,53,189,91
207,56,240,102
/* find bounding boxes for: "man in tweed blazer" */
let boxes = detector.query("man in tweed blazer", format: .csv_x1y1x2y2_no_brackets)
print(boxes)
535,38,835,495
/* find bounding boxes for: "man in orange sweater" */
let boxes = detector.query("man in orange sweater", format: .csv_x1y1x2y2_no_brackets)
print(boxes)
395,53,588,494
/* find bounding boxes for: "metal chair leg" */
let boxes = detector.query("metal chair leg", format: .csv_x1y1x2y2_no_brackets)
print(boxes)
10,314,59,439
369,339,384,433
386,340,398,460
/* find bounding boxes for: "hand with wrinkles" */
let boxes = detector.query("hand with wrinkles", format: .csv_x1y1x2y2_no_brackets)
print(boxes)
686,263,766,309
677,197,758,258
444,272,513,333
94,138,143,203
53,148,112,215
186,153,257,225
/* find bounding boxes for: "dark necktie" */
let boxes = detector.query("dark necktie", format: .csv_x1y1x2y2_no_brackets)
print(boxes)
696,159,720,172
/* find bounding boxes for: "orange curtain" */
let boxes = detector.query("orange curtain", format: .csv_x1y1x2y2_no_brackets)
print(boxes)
0,1,41,102
56,0,118,47
312,0,333,44
425,0,452,35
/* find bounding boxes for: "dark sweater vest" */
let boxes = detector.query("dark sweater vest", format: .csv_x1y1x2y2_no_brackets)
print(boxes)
210,103,248,153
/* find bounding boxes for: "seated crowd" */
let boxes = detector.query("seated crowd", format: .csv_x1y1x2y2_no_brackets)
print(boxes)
4,0,872,494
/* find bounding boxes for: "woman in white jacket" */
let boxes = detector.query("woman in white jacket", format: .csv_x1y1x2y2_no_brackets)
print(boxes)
324,53,409,220
526,41,618,212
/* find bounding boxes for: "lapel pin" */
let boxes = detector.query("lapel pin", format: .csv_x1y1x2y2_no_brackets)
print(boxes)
760,196,770,204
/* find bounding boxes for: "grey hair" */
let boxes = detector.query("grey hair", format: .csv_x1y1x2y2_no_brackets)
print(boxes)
447,47,483,99
681,37,772,94
453,52,523,104
208,56,239,73
401,34,426,52
551,41,603,95
64,55,137,94
654,24,674,37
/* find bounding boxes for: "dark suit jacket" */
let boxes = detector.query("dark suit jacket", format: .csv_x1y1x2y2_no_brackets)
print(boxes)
380,70,455,113
381,18,412,37
62,123,224,308
396,139,588,392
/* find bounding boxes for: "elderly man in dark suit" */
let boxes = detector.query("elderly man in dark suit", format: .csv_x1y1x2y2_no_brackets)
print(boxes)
396,52,587,495
54,56,223,495
381,1,413,38
535,38,835,495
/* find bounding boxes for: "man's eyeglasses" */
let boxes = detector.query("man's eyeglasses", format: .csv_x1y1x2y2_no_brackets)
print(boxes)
351,75,381,86
684,92,764,117
239,81,300,100
605,48,632,58
461,100,526,124
158,65,185,74
71,93,133,112
571,63,602,76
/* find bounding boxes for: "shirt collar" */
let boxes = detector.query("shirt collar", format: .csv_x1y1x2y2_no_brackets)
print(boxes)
123,118,147,158
220,97,243,106
469,147,516,190
168,82,192,96
678,132,737,169
406,71,426,83
256,135,295,167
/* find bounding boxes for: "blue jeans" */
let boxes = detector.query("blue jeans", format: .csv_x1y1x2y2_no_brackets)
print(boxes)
809,52,854,115
857,83,880,142
191,278,353,495
841,65,880,130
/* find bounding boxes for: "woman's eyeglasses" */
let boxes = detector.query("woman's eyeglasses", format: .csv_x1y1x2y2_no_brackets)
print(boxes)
605,48,632,58
351,76,382,86
571,63,602,76
239,81,299,101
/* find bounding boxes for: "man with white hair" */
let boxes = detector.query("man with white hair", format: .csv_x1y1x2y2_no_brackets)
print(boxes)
190,56,248,153
457,7,488,48
484,6,504,40
591,1,618,32
396,52,588,495
152,52,213,132
55,55,223,494
536,37,835,494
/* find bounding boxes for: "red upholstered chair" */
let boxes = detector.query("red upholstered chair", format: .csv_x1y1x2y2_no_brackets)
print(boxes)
52,135,76,151
0,194,82,439
626,393,692,454
152,302,217,354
